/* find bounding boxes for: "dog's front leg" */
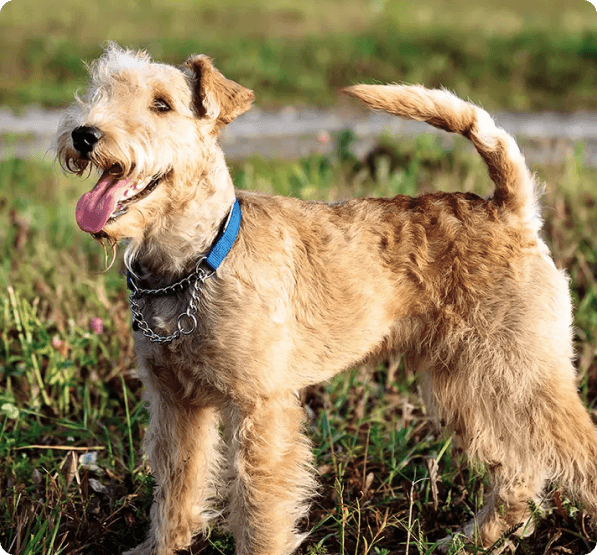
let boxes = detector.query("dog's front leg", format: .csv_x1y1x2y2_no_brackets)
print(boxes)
125,380,223,555
224,392,317,555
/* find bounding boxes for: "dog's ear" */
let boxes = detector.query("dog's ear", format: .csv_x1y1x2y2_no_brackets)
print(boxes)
184,54,254,130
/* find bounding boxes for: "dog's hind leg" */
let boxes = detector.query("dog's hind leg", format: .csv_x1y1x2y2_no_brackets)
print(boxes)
429,349,597,550
480,371,597,548
418,354,546,550
224,392,317,555
125,380,223,555
541,373,597,525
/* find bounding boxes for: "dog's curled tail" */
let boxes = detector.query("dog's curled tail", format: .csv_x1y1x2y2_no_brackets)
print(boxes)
341,84,541,230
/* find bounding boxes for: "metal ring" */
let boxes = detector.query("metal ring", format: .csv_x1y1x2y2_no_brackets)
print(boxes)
194,260,210,281
177,313,197,335
195,257,207,274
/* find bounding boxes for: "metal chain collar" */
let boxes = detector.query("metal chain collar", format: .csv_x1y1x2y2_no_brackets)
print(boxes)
127,258,214,344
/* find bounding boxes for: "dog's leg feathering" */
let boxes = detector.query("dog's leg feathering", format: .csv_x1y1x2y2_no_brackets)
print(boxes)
223,393,317,555
124,378,224,555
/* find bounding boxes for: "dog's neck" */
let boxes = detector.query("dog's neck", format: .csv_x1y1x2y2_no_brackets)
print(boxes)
125,151,236,285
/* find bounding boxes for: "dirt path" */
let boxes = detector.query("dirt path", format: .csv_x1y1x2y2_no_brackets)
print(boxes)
2,105,597,165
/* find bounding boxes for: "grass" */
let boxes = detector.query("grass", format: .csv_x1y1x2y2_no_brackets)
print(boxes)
1,0,597,110
1,132,597,554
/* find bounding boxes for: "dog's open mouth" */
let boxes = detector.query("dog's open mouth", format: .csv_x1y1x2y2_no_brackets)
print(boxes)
75,164,161,233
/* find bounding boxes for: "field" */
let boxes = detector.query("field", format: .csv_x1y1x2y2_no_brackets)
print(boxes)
1,135,597,554
2,0,597,553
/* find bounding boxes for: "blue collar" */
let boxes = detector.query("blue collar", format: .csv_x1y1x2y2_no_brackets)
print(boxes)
126,198,241,292
205,198,242,271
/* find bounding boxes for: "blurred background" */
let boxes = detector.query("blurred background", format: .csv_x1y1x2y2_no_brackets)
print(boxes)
1,1,597,554
1,0,597,110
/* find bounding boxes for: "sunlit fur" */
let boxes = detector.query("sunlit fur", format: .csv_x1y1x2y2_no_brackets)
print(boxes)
55,44,597,555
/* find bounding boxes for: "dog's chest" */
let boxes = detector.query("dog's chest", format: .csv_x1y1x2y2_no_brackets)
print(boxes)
132,317,220,399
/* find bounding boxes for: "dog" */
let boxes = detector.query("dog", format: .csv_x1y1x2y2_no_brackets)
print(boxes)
54,43,597,555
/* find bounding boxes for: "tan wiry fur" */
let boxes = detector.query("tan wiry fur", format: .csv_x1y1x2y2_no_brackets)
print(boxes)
54,43,597,554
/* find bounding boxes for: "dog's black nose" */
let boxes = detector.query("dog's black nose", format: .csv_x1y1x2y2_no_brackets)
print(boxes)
71,125,103,156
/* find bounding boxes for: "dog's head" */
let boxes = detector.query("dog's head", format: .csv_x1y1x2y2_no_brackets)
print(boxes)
54,42,253,243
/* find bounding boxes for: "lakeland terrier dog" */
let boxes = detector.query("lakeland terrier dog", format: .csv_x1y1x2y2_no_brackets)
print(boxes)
55,43,597,554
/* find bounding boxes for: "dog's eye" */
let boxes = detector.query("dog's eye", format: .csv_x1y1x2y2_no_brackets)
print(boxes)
152,98,172,113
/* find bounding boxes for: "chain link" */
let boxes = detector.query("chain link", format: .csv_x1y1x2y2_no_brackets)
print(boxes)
128,258,214,344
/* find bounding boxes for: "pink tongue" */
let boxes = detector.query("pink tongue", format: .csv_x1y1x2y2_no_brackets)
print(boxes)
75,171,130,233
